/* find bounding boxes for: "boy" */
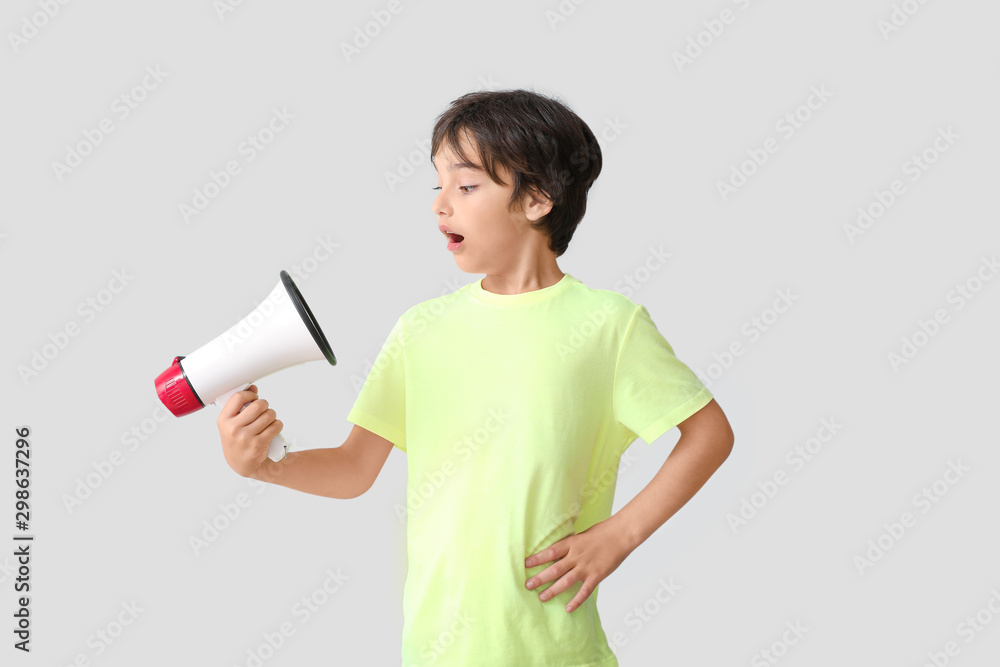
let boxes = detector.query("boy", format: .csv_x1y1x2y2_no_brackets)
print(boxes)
218,88,735,666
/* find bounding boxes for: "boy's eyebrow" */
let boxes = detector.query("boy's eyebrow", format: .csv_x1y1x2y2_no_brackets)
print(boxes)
433,160,484,172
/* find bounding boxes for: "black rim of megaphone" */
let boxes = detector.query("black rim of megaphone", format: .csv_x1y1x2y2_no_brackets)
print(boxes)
280,270,337,366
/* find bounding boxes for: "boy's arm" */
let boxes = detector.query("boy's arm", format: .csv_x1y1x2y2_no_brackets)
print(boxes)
217,385,394,499
523,398,734,613
613,398,735,551
255,424,394,499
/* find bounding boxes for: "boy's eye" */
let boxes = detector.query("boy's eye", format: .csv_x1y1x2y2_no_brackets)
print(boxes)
431,186,477,194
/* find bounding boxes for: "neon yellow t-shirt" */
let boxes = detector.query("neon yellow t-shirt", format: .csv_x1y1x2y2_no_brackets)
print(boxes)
347,272,713,666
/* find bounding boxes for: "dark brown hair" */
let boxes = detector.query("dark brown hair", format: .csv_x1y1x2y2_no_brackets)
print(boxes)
430,88,602,258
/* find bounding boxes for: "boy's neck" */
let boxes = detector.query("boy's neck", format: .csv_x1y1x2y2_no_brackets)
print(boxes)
481,265,565,295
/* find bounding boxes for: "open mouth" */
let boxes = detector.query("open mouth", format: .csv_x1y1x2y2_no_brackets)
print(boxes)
446,233,465,243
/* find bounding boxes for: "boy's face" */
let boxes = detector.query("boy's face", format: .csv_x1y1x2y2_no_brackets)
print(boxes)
431,135,552,272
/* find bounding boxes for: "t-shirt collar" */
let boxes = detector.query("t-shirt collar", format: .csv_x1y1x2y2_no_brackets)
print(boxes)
470,272,577,305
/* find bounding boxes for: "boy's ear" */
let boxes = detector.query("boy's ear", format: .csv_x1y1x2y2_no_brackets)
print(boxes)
521,187,554,222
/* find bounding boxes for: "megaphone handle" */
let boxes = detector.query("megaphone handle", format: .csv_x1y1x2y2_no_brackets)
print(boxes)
265,433,290,462
215,384,290,462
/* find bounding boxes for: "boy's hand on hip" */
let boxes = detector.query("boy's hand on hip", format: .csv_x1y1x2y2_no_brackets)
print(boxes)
524,517,631,613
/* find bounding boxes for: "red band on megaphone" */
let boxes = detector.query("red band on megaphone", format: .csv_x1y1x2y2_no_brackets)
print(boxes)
154,356,205,417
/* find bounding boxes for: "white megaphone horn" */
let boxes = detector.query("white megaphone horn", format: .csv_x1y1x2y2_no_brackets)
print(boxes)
154,270,336,461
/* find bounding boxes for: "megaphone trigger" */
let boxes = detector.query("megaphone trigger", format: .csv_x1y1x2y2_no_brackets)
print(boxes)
268,434,290,462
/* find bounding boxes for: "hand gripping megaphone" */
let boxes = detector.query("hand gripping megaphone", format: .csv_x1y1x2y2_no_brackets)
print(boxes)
153,270,336,461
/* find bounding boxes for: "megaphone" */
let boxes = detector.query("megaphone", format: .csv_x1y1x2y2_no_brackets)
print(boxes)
154,270,336,461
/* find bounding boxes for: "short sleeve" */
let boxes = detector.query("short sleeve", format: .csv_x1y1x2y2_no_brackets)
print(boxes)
346,316,407,452
613,305,713,446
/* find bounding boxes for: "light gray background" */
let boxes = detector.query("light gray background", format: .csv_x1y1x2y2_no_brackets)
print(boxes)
3,1,999,665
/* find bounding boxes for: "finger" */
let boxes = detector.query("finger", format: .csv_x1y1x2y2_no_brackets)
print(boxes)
246,407,277,436
526,559,566,590
525,547,550,568
222,388,259,418
564,581,594,612
234,399,270,428
257,417,283,443
526,539,570,568
263,419,285,442
537,571,579,602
